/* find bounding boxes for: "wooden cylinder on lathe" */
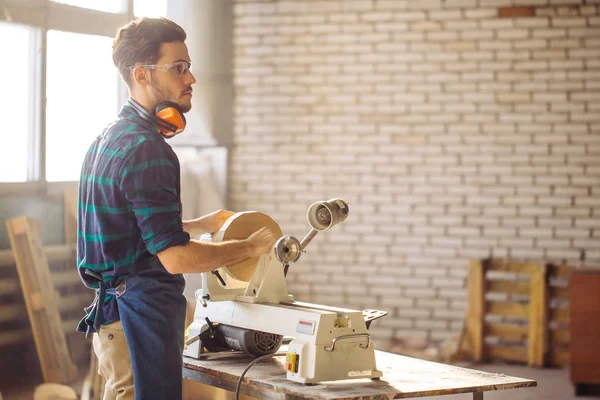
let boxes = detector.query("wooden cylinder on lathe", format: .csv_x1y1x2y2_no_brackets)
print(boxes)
214,211,283,282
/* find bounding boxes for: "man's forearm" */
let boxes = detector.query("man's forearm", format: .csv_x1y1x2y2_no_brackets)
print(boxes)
183,210,236,237
158,239,256,274
182,217,210,236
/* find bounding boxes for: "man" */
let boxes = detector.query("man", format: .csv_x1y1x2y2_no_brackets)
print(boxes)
77,18,277,400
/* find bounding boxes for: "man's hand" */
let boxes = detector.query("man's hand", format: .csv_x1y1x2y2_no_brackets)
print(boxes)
184,209,236,235
246,227,279,257
203,209,236,233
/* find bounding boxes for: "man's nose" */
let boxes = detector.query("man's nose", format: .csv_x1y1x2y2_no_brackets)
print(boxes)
186,70,197,85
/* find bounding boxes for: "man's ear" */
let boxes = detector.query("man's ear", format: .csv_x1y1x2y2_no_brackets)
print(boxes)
132,66,149,86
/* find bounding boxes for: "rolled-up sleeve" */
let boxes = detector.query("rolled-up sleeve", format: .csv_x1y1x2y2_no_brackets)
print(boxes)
119,140,190,255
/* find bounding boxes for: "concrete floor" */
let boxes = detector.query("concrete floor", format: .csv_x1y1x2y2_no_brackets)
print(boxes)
1,363,598,400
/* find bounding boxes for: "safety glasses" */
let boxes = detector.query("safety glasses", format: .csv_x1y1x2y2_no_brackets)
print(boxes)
128,61,192,77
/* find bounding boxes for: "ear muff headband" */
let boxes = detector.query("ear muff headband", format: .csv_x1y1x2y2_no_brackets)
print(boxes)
126,98,186,138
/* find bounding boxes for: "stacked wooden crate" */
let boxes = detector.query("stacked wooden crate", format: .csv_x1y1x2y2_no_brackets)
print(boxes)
464,258,571,368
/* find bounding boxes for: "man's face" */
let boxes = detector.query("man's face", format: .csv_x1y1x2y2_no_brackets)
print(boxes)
146,41,196,112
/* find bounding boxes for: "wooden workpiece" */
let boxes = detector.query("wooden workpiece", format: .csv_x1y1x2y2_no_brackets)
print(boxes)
183,350,536,399
217,211,283,282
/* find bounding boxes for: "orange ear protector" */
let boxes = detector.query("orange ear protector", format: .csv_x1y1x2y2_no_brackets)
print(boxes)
126,98,186,138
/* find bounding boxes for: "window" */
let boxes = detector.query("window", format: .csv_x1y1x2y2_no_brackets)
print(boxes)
50,0,125,14
0,22,38,183
0,0,173,189
135,0,168,18
46,31,120,182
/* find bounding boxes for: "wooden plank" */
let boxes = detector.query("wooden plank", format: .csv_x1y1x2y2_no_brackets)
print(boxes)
59,293,93,313
0,277,20,294
0,244,77,268
487,301,529,319
53,270,83,287
0,304,26,323
0,269,81,296
528,264,549,367
46,244,78,264
485,323,528,342
0,292,91,321
0,328,32,347
5,216,78,384
31,291,46,311
0,318,81,347
487,345,528,364
487,280,530,296
0,320,80,346
465,260,485,361
61,318,82,335
486,259,539,275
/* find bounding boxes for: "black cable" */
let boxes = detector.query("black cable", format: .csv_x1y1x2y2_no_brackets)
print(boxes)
235,353,284,400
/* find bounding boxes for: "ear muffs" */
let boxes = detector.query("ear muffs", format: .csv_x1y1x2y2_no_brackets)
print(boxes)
154,102,186,137
126,98,186,139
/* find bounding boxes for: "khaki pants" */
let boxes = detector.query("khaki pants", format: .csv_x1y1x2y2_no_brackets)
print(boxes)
93,321,134,400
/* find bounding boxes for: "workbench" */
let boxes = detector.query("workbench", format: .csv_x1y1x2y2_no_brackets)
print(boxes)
183,350,536,399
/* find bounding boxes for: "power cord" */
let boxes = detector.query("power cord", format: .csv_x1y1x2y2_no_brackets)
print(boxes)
235,353,284,400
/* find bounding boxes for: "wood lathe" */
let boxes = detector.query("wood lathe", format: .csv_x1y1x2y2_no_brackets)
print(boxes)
183,199,388,384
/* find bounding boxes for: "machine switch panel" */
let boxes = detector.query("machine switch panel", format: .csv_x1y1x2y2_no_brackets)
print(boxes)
285,352,299,373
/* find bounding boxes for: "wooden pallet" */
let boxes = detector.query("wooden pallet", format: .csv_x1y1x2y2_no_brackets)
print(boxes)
463,258,572,368
0,244,89,345
547,263,570,367
5,216,79,384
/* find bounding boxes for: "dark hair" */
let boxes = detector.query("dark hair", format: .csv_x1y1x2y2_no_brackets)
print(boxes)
112,17,186,87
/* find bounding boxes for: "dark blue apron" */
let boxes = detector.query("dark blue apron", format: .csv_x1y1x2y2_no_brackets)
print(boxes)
116,256,187,400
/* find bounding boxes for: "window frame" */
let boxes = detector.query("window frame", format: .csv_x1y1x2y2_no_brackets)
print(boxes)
0,0,135,195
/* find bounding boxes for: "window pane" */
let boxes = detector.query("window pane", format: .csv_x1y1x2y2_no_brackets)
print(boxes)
135,0,168,18
50,0,124,14
46,31,119,182
0,22,34,182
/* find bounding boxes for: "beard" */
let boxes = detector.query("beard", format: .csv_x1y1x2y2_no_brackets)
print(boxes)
177,99,191,113
149,80,170,105
149,76,191,113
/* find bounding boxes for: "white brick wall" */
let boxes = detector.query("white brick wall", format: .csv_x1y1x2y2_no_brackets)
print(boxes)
231,0,600,342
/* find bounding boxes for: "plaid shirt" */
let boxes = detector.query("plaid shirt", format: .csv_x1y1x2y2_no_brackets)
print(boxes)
77,103,190,334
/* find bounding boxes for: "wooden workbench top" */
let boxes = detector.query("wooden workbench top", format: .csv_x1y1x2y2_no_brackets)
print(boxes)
183,350,536,399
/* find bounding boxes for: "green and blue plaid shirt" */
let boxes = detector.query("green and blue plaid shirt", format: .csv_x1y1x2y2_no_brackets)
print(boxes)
77,103,190,334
